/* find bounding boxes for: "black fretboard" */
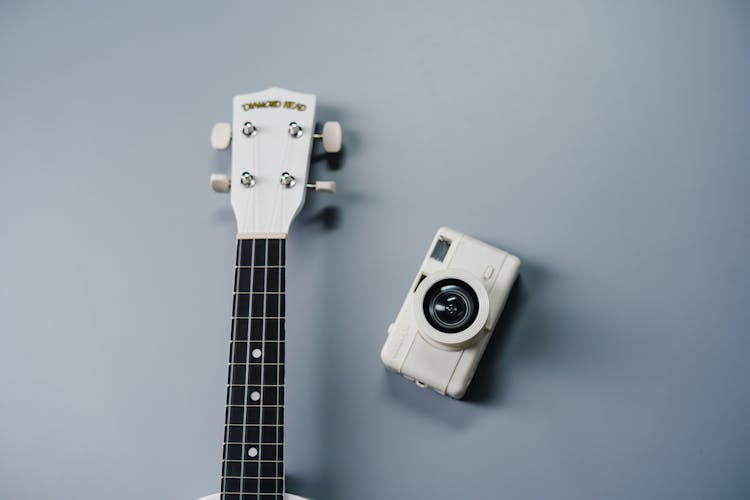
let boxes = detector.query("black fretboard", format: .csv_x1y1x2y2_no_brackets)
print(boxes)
221,238,286,500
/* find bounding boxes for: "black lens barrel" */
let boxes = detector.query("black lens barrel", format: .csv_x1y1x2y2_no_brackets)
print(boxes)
423,279,479,334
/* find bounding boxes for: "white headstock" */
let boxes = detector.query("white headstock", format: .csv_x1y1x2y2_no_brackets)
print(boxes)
210,87,341,235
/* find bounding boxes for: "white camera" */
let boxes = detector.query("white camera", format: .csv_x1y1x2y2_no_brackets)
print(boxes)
381,227,520,399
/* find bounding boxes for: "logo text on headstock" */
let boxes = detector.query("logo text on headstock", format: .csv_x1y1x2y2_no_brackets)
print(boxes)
241,100,307,112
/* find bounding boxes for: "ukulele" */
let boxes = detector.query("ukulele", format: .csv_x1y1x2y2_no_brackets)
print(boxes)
198,87,342,500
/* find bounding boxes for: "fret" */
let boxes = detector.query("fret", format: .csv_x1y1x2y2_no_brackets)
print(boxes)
228,365,284,385
228,383,284,387
235,268,285,293
236,239,285,267
221,494,283,499
230,340,285,343
222,442,286,450
222,443,284,462
232,293,285,319
228,387,284,405
227,402,283,408
235,265,286,269
223,460,285,477
230,342,284,364
231,317,284,320
228,362,283,366
222,238,286,497
224,423,284,427
223,477,284,480
225,426,284,444
226,406,285,425
232,319,283,342
222,478,284,494
226,404,283,408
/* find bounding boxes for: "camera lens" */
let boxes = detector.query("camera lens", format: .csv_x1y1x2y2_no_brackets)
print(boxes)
423,279,479,333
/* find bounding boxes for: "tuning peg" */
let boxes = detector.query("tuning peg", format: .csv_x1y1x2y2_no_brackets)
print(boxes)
210,174,231,193
211,122,232,150
312,121,342,153
306,180,336,193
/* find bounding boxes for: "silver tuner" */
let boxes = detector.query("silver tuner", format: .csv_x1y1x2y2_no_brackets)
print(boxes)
211,122,232,150
312,121,342,153
242,121,257,137
209,174,231,193
288,121,303,138
240,172,256,187
306,180,336,193
280,172,296,188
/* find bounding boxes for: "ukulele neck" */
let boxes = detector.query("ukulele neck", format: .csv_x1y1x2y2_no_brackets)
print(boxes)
221,237,287,499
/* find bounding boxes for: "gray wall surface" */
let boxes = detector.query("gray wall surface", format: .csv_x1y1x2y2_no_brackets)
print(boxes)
1,1,749,499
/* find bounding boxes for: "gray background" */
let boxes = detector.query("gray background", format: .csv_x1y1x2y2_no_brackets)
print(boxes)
1,1,749,499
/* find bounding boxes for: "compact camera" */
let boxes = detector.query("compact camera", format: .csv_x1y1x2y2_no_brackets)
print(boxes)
381,227,520,399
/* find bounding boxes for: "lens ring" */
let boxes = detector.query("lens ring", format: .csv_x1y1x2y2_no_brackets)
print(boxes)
423,279,480,334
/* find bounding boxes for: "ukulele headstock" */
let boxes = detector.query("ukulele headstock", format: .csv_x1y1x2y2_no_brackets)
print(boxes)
209,87,342,235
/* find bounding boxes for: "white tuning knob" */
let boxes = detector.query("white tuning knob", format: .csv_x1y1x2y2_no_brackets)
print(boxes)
306,180,336,193
211,122,232,150
210,174,231,193
319,121,342,153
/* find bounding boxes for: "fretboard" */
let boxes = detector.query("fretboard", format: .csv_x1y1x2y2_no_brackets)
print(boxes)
221,237,286,500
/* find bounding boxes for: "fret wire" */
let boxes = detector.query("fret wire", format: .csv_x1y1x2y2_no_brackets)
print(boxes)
221,441,285,446
225,424,284,427
223,458,284,462
231,316,284,319
221,493,284,496
222,491,284,497
223,476,284,479
228,362,283,365
228,384,285,387
223,461,283,464
226,404,284,407
222,491,285,495
235,265,286,268
230,340,285,343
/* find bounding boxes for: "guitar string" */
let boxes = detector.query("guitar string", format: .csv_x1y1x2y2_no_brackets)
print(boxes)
269,127,295,497
271,127,293,499
258,239,270,499
240,239,256,497
224,242,238,499
223,240,244,499
268,132,292,233
275,239,284,497
237,121,259,235
253,130,259,233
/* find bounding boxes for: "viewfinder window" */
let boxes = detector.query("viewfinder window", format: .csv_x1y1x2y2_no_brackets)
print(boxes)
430,237,451,262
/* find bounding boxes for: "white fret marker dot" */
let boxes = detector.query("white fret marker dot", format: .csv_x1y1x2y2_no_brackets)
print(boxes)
250,391,261,401
248,447,258,458
252,349,262,359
